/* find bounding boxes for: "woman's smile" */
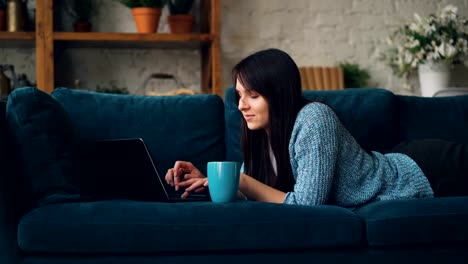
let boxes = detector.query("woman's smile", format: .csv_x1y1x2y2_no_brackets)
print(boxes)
244,114,255,121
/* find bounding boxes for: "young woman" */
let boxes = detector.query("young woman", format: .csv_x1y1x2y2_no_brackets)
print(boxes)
164,48,468,207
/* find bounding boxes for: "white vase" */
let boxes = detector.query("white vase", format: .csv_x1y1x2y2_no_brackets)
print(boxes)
418,61,451,97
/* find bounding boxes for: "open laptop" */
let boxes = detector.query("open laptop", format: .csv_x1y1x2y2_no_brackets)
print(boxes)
81,138,211,202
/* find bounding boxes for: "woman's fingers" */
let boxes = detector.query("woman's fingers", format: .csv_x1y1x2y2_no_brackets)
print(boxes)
166,161,205,192
177,178,199,187
181,187,206,199
173,161,196,191
184,172,205,180
185,178,208,192
173,173,180,191
180,179,208,198
165,168,174,186
194,186,207,193
173,161,193,176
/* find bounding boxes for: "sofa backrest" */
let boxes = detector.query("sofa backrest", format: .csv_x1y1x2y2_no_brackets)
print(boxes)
225,86,468,164
0,101,8,193
396,95,468,144
52,88,226,176
0,100,29,216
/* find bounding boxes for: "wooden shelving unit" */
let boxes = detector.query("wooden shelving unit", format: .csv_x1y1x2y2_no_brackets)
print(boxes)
30,0,222,95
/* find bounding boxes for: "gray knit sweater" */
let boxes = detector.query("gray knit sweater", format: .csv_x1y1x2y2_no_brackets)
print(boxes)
283,103,434,207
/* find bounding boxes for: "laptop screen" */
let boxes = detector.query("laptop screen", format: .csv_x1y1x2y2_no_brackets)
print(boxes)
81,138,170,202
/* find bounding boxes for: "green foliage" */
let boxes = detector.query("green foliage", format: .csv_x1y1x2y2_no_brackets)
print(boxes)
168,0,194,15
66,0,96,23
95,85,129,94
116,0,167,8
338,61,371,88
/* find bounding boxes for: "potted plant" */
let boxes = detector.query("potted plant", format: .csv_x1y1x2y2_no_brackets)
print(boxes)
380,5,468,96
167,0,194,34
66,0,96,32
338,61,371,88
0,0,6,31
117,0,167,34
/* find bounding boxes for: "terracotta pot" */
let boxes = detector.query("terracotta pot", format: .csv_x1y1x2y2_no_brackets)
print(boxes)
131,7,161,34
73,22,92,32
0,10,6,31
168,14,194,34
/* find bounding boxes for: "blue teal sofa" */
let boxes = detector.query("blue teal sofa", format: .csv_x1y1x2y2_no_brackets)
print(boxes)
1,87,468,264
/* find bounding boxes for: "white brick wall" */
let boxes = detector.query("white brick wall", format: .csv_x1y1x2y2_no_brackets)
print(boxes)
1,0,468,95
222,0,468,95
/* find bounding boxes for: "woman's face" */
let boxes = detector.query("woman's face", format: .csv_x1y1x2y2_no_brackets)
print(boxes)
236,79,270,131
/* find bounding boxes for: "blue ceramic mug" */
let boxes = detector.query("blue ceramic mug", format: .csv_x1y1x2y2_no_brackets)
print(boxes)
207,161,240,203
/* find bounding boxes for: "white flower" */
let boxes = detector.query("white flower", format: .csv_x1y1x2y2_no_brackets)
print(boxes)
427,51,441,61
423,23,436,36
416,50,425,60
456,38,468,53
409,39,420,48
440,4,458,21
436,42,457,59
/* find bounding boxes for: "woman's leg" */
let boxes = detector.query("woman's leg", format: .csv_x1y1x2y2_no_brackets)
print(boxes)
390,139,468,197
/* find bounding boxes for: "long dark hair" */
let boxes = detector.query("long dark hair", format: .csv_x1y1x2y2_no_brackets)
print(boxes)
232,48,308,192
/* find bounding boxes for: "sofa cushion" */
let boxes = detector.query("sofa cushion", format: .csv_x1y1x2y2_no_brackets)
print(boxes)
355,197,468,246
5,87,79,205
225,87,398,163
18,200,363,253
396,95,468,143
51,88,225,176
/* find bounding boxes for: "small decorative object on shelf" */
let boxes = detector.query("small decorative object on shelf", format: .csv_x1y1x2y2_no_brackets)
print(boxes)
0,0,6,31
116,0,167,34
95,85,129,94
0,64,18,100
381,5,468,96
167,0,194,34
24,0,34,31
66,0,96,32
138,72,195,96
16,73,31,88
6,0,26,32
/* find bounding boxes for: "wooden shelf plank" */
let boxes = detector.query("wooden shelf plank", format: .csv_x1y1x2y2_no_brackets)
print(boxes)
54,32,214,42
53,32,215,49
0,32,35,48
0,32,35,40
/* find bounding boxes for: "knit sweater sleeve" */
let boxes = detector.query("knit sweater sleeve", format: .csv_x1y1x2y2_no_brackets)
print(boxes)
284,103,340,206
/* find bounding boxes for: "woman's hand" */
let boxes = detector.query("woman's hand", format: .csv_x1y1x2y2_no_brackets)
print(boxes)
165,161,208,198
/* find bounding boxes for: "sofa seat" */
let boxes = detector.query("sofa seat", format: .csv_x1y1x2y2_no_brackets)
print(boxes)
355,197,468,246
18,200,363,254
